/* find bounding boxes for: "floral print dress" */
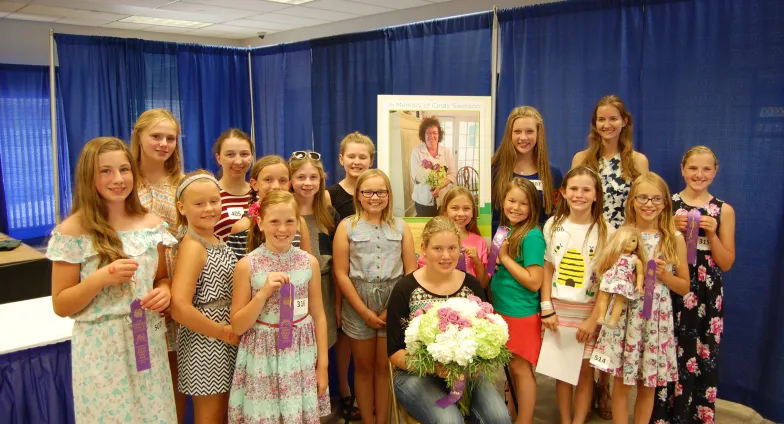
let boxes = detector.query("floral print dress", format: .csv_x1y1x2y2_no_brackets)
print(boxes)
591,232,678,387
45,224,178,423
650,195,725,424
600,154,632,229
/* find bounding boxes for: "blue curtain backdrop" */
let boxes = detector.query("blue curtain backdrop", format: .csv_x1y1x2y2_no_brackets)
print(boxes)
177,45,252,173
497,0,784,420
250,42,313,157
0,64,71,240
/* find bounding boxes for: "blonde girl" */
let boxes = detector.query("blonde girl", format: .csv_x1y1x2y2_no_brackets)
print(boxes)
592,172,689,424
540,166,611,424
227,155,310,258
229,191,330,422
171,170,239,423
490,177,546,424
333,169,417,424
130,108,186,421
47,137,177,422
492,106,563,228
214,129,255,241
651,146,736,423
417,186,490,287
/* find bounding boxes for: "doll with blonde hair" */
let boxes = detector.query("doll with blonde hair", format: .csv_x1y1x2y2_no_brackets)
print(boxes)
594,226,648,328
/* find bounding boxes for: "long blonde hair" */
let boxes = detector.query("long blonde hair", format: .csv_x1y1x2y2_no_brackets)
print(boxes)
351,169,396,226
548,166,608,255
439,186,481,237
625,172,679,266
580,95,640,181
502,177,541,260
247,191,301,253
594,226,648,277
72,137,147,266
130,108,182,185
492,106,556,216
290,151,335,234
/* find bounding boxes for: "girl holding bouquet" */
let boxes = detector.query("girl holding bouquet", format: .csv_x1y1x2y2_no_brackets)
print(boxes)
387,216,511,424
410,116,457,217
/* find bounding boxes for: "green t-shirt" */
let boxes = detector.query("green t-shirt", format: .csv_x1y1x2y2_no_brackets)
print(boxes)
491,227,546,318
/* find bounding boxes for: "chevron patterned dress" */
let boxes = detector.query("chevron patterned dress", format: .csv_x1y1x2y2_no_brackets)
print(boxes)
228,245,330,423
177,231,238,395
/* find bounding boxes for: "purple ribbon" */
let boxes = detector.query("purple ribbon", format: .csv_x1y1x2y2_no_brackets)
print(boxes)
456,248,466,272
486,226,510,276
436,374,466,408
130,299,151,372
278,281,294,350
686,209,701,265
642,260,657,319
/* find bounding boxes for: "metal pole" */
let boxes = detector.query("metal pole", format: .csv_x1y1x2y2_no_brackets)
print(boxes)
247,49,256,150
490,5,499,147
49,29,61,224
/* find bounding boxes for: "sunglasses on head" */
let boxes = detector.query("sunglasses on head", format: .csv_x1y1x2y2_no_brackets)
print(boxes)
291,151,321,161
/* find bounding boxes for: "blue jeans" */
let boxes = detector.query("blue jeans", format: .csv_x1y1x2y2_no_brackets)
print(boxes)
393,371,512,424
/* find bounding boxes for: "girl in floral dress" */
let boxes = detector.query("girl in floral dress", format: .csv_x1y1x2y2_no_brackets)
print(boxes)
591,172,690,424
651,147,736,424
228,191,330,423
47,137,177,423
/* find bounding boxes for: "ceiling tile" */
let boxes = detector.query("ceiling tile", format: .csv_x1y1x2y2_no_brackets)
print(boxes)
241,12,328,26
0,2,26,14
102,21,154,30
19,4,127,20
226,18,292,30
181,0,292,13
158,2,261,20
5,12,61,22
348,0,431,9
142,25,192,34
273,5,359,21
57,16,114,26
202,23,279,34
303,0,393,15
92,0,173,7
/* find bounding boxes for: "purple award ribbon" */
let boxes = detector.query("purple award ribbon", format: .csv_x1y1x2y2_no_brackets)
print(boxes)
642,260,657,319
278,281,294,350
436,374,466,408
686,209,701,265
486,226,510,277
130,299,151,372
456,248,466,272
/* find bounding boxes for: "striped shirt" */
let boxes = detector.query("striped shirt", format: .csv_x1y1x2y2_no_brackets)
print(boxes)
215,190,251,242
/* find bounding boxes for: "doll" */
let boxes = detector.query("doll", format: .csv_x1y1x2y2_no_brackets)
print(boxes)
594,227,648,327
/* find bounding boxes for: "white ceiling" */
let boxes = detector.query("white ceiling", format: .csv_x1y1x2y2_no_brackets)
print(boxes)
0,0,455,40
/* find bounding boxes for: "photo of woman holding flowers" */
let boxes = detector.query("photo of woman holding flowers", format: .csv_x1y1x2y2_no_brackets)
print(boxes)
410,116,457,217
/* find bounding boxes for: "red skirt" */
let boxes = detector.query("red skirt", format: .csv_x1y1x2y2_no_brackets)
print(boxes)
500,313,542,366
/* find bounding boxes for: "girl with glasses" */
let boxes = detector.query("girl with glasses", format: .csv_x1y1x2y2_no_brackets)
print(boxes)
333,169,417,424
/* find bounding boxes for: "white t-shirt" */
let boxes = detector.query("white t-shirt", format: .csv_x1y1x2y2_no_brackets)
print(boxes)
543,217,613,304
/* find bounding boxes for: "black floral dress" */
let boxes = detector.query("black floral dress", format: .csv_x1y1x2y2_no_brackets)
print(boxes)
599,154,631,229
651,194,725,424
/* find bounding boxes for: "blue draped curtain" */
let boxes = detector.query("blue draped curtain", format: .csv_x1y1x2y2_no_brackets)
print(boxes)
250,42,313,157
498,0,784,420
0,64,71,241
177,45,252,173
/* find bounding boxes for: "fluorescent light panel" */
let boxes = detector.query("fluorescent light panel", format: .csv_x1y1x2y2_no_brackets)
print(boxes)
264,0,314,4
119,15,211,28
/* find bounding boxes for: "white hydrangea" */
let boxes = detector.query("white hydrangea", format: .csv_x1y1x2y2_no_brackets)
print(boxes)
404,315,423,354
427,326,478,367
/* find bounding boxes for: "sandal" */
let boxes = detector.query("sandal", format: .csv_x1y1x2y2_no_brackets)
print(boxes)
593,381,612,420
340,396,361,422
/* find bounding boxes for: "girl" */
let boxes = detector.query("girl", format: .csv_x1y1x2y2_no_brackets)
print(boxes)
214,128,255,241
47,137,177,422
171,170,239,423
387,217,511,424
227,155,310,259
540,166,611,424
333,169,417,424
228,191,330,423
130,108,186,422
490,177,546,424
492,106,563,229
592,172,690,424
651,146,736,424
417,186,490,288
290,150,341,350
572,95,649,419
326,131,375,422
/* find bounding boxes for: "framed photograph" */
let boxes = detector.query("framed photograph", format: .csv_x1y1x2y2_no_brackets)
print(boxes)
377,95,493,251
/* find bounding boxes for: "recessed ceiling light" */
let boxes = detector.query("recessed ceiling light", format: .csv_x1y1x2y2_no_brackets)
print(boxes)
264,0,314,4
119,16,212,28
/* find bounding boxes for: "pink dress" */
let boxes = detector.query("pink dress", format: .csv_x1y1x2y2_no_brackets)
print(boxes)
599,253,637,299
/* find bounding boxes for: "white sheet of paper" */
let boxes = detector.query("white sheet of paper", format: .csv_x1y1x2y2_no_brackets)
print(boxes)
536,327,584,386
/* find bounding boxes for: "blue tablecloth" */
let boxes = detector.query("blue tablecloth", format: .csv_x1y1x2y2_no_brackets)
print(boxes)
0,341,74,424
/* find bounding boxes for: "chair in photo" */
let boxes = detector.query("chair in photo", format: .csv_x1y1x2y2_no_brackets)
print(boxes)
456,166,479,202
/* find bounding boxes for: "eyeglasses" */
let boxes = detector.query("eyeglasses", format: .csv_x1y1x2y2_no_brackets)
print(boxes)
291,151,321,161
359,189,389,199
633,195,666,205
